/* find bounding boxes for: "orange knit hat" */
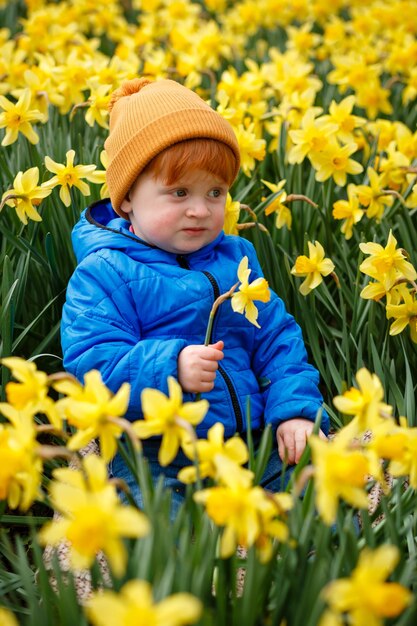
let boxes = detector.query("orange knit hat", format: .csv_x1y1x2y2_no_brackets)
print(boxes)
104,78,241,217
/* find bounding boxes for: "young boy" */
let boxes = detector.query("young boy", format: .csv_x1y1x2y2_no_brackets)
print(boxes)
61,78,328,511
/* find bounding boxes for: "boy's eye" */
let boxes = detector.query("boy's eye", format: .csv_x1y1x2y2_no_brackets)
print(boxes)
209,189,221,198
174,189,187,197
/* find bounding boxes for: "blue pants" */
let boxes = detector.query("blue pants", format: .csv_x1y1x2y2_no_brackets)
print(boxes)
109,429,295,517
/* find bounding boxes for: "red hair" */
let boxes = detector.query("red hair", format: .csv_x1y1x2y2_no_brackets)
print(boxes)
143,139,237,186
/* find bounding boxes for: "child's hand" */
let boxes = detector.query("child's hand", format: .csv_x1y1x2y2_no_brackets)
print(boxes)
276,418,327,464
178,340,224,393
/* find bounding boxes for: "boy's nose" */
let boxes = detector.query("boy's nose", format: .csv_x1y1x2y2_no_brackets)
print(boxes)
186,198,210,217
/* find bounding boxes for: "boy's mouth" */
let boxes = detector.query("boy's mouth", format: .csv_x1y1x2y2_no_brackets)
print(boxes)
182,227,206,234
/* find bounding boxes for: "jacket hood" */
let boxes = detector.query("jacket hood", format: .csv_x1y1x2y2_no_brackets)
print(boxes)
72,199,225,264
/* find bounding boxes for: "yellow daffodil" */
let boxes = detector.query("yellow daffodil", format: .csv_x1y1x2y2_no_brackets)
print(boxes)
262,178,292,230
402,66,417,105
0,405,42,511
355,79,393,120
1,357,61,428
386,287,417,343
327,53,381,96
254,491,293,563
405,181,417,209
11,67,53,122
85,82,112,129
359,230,417,290
0,88,44,146
310,430,371,525
88,149,109,199
288,109,338,164
320,95,366,145
363,420,412,485
321,546,412,625
274,89,320,131
231,256,270,328
378,141,410,190
233,122,266,176
194,456,290,559
39,455,149,575
88,579,202,626
133,377,208,466
53,370,130,462
359,275,393,302
354,167,394,221
1,167,52,225
0,607,18,626
332,184,364,240
223,192,241,235
286,22,321,56
290,241,335,296
310,140,364,187
333,368,393,435
44,149,100,207
384,422,417,487
178,422,248,484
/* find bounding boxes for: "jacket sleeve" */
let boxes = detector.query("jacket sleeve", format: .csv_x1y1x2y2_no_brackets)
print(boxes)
61,254,188,422
243,244,330,435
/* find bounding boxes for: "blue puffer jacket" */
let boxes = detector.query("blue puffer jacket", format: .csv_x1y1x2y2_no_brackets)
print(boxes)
61,200,329,437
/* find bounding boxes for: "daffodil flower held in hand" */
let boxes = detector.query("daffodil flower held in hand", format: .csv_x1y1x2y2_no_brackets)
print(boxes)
192,256,271,401
290,241,335,296
230,256,271,328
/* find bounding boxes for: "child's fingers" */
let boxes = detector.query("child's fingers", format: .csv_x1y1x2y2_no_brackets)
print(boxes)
203,345,224,361
294,430,307,463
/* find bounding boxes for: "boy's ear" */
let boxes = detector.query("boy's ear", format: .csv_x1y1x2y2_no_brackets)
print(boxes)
120,194,132,214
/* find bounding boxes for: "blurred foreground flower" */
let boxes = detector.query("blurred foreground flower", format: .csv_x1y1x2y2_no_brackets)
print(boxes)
1,357,60,428
194,456,291,560
39,455,149,575
0,167,52,225
88,579,202,626
310,429,370,525
332,367,393,436
320,545,412,626
178,422,248,484
133,376,208,466
53,370,130,462
365,419,417,488
44,149,101,207
231,255,270,327
0,405,42,511
290,241,335,296
0,607,18,626
0,89,44,146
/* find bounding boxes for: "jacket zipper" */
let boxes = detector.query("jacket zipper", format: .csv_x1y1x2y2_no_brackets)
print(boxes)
177,256,244,432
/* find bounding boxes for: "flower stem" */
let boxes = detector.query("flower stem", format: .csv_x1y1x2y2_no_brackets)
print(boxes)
203,282,239,346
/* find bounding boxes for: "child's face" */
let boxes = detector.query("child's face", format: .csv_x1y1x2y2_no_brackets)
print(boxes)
120,169,229,255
